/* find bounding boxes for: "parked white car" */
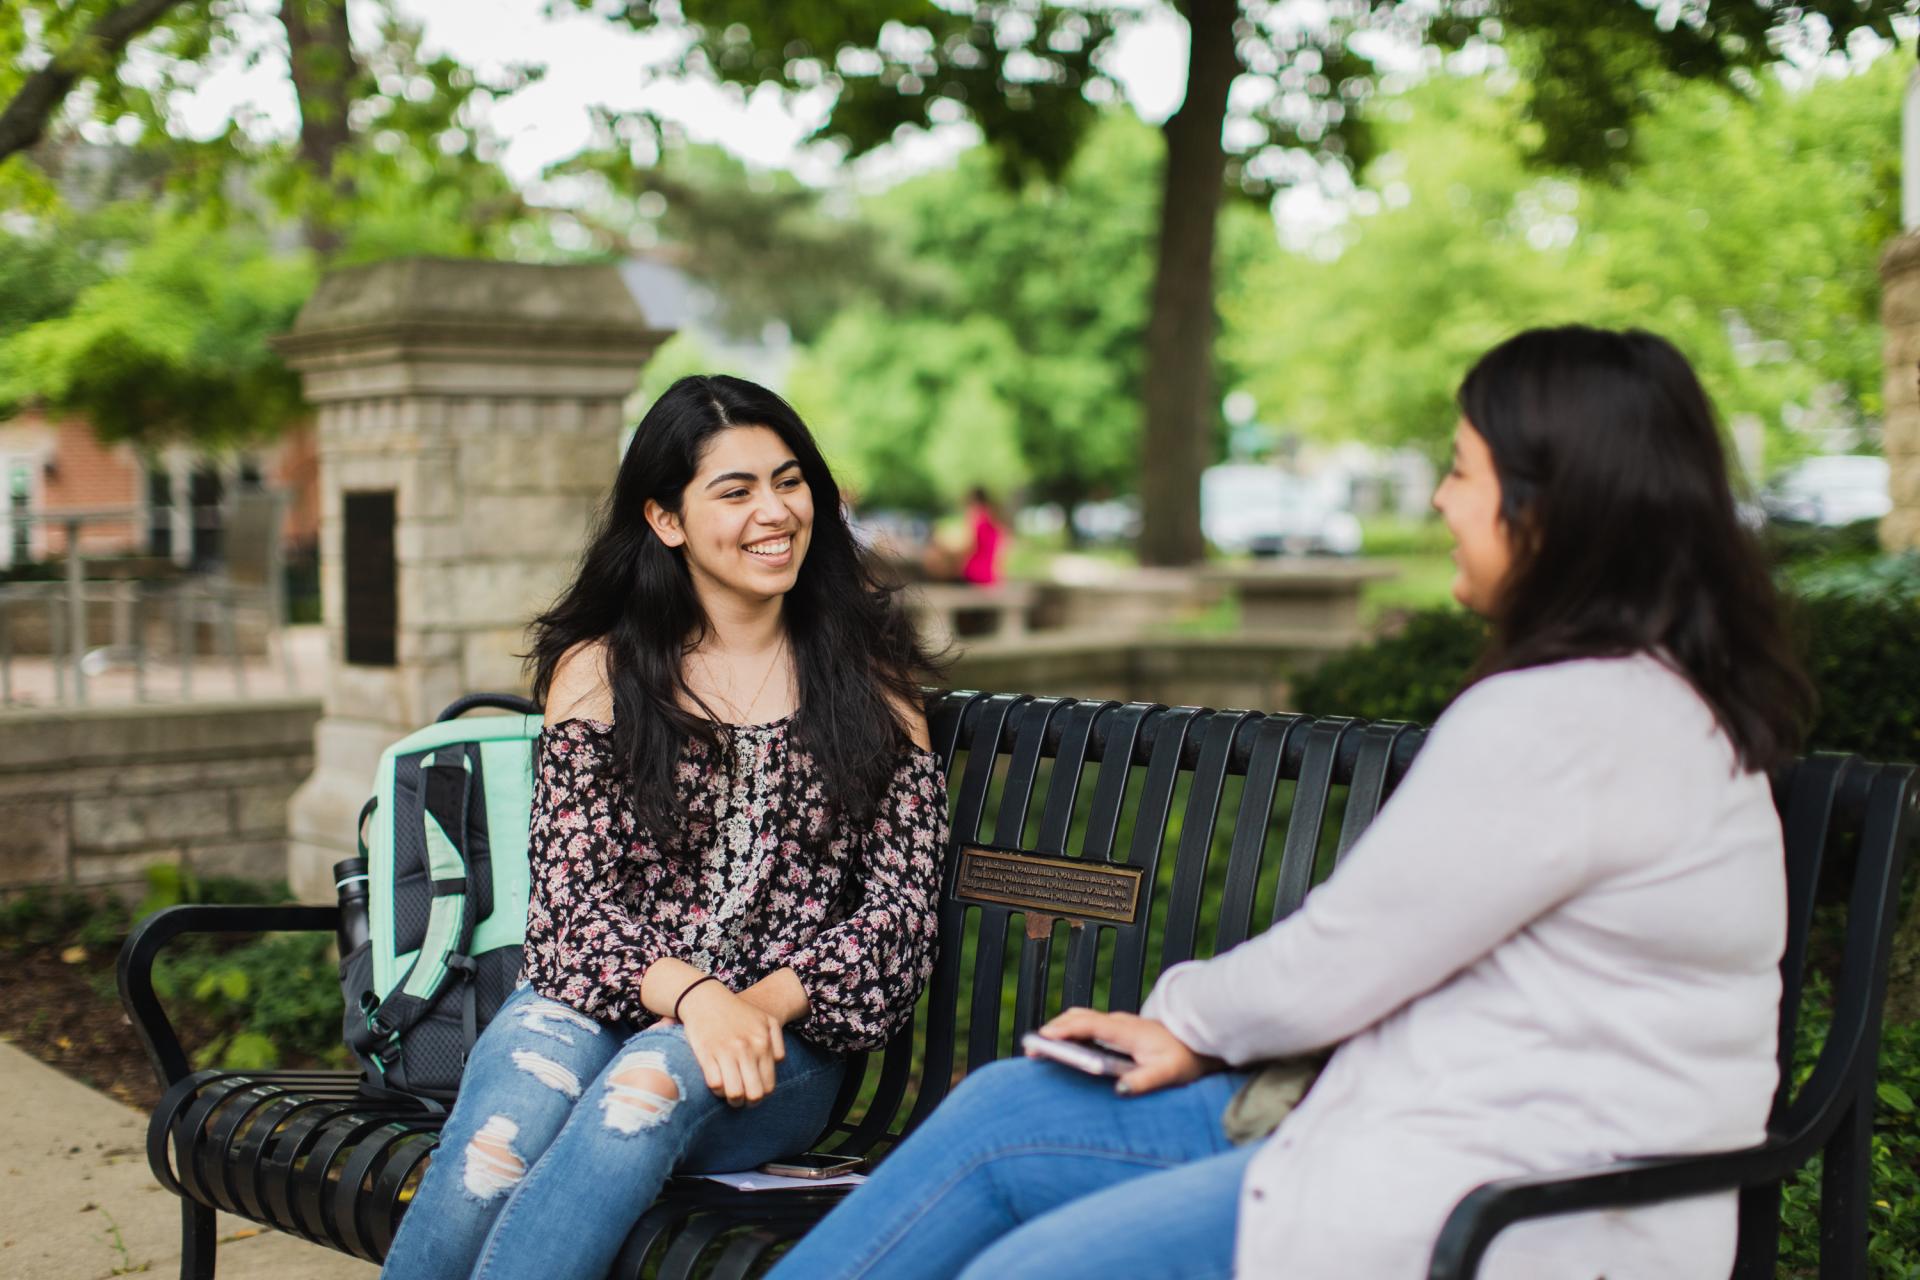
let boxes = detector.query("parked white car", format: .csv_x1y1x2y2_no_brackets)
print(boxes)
1201,464,1363,556
1762,456,1892,527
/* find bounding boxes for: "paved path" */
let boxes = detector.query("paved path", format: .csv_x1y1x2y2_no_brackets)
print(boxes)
0,1039,376,1280
0,624,327,710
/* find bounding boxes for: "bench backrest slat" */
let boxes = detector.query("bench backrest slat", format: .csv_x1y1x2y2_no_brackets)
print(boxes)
1214,713,1299,953
1108,706,1199,1013
1272,717,1352,925
1339,721,1417,862
1770,753,1845,1121
1159,710,1252,972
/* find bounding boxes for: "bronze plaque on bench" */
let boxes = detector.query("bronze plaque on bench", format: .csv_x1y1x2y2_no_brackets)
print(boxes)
953,846,1145,925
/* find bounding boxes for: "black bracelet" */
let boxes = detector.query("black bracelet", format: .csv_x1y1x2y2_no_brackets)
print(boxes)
673,974,720,1020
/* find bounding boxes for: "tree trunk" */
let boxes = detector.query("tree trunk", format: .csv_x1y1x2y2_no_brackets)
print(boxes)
278,0,357,258
1136,0,1240,567
0,0,184,164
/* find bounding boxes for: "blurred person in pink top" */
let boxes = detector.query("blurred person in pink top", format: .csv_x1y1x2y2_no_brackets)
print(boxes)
959,487,1007,585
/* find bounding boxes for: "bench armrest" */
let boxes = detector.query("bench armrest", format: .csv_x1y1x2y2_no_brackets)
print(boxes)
116,902,340,1089
1427,1139,1795,1279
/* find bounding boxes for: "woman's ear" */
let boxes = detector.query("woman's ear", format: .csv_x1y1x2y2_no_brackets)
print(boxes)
643,498,686,548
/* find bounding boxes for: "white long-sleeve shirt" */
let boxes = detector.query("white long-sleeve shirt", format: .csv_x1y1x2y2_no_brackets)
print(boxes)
1142,654,1785,1278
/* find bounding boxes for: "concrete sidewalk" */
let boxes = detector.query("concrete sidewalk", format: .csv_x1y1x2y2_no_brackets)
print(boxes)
0,1038,376,1280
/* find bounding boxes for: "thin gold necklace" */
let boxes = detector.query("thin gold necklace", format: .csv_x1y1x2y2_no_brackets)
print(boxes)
697,635,786,725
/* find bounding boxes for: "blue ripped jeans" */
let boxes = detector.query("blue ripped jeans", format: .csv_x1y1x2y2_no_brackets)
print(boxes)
766,1056,1253,1280
381,984,846,1280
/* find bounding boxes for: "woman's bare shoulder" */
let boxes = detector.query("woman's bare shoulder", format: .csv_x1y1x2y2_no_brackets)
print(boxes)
885,689,933,752
546,640,614,727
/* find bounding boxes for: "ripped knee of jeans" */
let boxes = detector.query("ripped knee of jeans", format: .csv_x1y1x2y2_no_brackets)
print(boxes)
511,1048,583,1100
461,1115,527,1200
516,997,601,1047
600,1050,681,1135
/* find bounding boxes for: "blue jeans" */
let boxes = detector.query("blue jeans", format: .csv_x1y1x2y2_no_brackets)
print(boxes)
766,1057,1253,1280
382,985,846,1280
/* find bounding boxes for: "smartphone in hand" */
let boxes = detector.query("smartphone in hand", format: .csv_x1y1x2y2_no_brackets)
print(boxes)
1021,1031,1137,1078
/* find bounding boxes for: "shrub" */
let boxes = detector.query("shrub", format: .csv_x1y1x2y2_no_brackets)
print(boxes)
0,887,128,953
1290,607,1486,723
1764,518,1884,568
1778,972,1920,1276
1295,558,1920,767
3,867,344,1072
152,932,345,1070
1790,555,1920,765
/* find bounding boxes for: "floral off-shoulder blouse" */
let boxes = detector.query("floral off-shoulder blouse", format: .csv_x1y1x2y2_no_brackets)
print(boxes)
521,714,950,1054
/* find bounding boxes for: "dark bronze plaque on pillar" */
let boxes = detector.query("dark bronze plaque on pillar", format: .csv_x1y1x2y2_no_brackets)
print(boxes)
952,846,1145,925
343,490,397,667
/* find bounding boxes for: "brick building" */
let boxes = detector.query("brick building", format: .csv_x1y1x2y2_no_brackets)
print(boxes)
0,408,318,571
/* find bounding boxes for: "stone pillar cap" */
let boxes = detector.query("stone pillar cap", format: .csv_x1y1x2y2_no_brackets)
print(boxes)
273,257,672,368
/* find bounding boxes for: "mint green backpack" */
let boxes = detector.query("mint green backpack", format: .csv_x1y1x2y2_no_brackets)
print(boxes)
341,694,543,1101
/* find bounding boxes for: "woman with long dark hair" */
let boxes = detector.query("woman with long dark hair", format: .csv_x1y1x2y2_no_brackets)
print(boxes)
382,375,951,1280
769,326,1813,1280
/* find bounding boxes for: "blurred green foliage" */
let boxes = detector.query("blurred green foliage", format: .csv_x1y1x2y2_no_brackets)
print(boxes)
1779,972,1920,1276
1294,554,1920,765
787,114,1275,516
0,217,313,444
1224,58,1900,471
1792,557,1920,764
1,3,539,446
1291,607,1489,726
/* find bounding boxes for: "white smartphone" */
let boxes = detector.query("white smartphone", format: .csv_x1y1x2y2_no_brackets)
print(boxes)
1021,1031,1137,1078
757,1152,864,1179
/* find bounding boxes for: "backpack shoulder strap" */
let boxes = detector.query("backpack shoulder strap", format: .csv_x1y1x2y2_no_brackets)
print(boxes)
348,748,479,1065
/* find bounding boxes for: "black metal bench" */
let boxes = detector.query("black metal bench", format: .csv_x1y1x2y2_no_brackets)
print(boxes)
118,691,1916,1279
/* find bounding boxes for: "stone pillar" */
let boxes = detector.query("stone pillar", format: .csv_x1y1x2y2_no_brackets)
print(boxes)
274,258,672,900
1882,237,1920,554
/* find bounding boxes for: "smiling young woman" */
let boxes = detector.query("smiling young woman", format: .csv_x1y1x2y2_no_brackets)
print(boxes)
380,376,951,1280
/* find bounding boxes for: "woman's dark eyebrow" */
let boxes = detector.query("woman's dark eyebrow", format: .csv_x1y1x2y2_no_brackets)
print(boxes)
703,459,801,491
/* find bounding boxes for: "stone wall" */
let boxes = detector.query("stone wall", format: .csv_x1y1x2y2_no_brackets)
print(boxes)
0,699,321,894
1881,235,1920,553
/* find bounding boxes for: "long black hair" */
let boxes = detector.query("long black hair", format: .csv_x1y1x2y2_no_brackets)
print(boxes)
1456,325,1813,773
527,374,945,839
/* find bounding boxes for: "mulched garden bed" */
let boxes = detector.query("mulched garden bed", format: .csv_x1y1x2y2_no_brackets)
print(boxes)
0,941,183,1110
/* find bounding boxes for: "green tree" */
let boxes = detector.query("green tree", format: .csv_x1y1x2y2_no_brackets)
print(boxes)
0,214,313,445
1227,56,1902,465
788,114,1271,519
580,0,1912,565
1222,77,1617,451
0,3,536,444
550,137,926,345
3,1,531,259
791,309,1029,511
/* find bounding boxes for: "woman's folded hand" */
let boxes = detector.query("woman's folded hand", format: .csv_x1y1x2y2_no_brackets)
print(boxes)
677,981,787,1107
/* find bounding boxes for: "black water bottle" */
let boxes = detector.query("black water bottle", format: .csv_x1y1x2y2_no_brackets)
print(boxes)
334,857,371,954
